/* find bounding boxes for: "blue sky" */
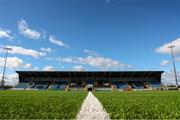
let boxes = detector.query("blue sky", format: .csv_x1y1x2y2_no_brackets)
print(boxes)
0,0,180,85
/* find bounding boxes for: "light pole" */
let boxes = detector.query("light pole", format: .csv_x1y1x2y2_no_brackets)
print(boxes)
1,47,12,88
168,45,178,88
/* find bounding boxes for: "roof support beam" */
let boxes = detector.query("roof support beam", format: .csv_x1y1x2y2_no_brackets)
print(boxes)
130,72,136,78
146,71,153,77
44,72,50,81
31,72,39,82
141,72,148,78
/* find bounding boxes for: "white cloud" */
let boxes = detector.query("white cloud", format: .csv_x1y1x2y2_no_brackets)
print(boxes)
0,73,19,86
0,28,13,39
73,65,86,71
84,56,129,69
18,19,41,39
43,65,56,71
162,70,180,85
40,47,52,53
0,45,46,58
58,57,83,64
0,57,32,69
59,56,131,70
45,57,54,61
83,49,100,56
34,67,39,70
155,38,180,55
49,35,69,47
60,57,73,63
160,60,170,67
24,63,32,69
0,57,23,68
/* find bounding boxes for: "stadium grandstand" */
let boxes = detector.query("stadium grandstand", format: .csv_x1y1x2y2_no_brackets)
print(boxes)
14,71,164,91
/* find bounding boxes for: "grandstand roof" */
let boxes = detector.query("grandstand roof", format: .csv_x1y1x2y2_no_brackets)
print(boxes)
16,71,164,78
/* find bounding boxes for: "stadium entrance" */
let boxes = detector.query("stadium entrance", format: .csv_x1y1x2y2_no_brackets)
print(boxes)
87,84,93,91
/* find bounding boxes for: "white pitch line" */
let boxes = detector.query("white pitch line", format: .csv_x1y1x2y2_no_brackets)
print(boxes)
77,92,110,120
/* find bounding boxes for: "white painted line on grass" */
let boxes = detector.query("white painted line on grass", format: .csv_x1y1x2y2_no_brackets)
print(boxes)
77,92,110,120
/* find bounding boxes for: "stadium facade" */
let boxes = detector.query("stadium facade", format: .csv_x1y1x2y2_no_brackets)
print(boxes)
15,71,164,91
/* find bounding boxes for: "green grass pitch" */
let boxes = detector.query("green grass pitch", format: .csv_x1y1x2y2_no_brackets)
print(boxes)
0,91,87,119
0,91,180,119
94,91,180,119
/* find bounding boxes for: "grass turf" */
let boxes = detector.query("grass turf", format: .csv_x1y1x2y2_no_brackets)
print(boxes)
94,91,180,119
0,91,87,119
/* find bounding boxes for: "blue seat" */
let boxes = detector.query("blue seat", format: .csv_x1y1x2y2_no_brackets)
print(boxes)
150,82,161,88
34,82,48,90
59,84,67,90
51,83,67,90
51,84,59,90
117,82,129,89
15,83,29,89
132,82,144,89
87,80,93,84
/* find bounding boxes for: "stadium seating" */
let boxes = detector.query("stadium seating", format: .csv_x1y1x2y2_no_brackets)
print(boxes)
15,83,29,89
68,80,87,91
49,80,69,90
112,84,117,89
150,82,161,88
59,84,67,90
69,85,85,91
51,84,59,90
131,82,144,89
50,82,67,90
117,82,129,89
69,86,84,91
87,80,93,84
28,82,35,88
34,82,48,90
